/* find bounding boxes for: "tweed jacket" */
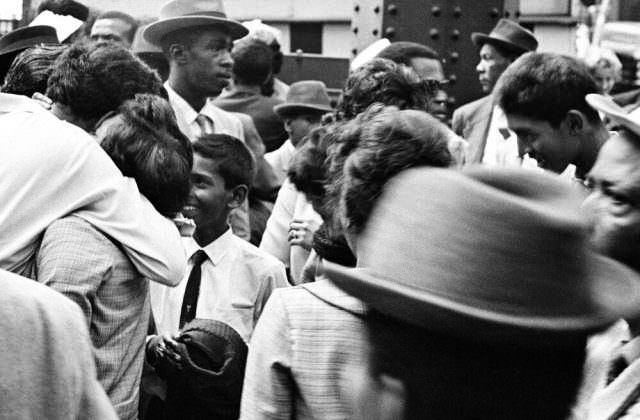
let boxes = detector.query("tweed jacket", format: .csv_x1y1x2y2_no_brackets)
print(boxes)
36,216,150,420
570,320,640,420
451,94,494,164
240,279,367,419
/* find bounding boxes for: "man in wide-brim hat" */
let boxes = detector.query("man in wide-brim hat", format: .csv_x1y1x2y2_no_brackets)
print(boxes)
324,167,640,419
143,0,254,240
452,19,538,166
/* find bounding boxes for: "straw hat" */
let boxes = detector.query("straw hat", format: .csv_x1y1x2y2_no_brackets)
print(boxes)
325,167,640,345
143,0,248,46
273,80,333,118
471,19,538,54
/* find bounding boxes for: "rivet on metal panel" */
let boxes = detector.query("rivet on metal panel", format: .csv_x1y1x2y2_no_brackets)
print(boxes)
453,6,462,17
353,27,359,34
451,29,460,40
388,4,398,15
515,10,521,18
431,6,441,16
448,74,457,84
354,4,360,12
450,51,459,62
491,8,500,18
504,10,510,18
373,28,379,36
374,5,380,13
429,28,439,39
384,27,396,38
352,48,358,56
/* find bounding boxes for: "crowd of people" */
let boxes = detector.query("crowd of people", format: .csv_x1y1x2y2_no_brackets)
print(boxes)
1,0,640,419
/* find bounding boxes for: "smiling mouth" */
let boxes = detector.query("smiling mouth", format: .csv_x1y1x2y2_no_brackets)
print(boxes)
182,205,199,217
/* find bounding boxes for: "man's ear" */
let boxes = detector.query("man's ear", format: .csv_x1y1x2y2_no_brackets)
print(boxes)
375,374,407,420
168,43,189,65
226,184,248,210
564,110,586,135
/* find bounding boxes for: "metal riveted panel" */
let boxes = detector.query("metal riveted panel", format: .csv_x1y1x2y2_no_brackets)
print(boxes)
352,0,508,107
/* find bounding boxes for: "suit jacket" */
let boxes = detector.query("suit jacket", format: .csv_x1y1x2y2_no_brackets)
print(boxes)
451,95,494,164
240,279,366,420
570,320,640,420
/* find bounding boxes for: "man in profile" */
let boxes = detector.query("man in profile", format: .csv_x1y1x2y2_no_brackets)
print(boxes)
452,19,537,166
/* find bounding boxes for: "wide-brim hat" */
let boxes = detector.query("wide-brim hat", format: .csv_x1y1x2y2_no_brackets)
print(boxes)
586,93,640,137
471,18,538,54
274,80,333,118
325,167,640,346
0,25,59,81
143,0,248,46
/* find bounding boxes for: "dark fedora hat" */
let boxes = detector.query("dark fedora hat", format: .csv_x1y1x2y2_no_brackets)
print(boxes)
143,0,248,46
0,25,59,81
273,80,333,118
471,19,538,54
325,167,640,346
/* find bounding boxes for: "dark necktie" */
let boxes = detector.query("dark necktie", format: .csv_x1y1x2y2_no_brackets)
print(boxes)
179,250,208,329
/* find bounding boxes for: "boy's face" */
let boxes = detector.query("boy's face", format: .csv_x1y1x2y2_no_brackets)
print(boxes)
183,154,232,232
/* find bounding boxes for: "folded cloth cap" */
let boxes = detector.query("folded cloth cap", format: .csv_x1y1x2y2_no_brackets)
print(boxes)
143,0,248,46
471,18,538,54
325,167,640,346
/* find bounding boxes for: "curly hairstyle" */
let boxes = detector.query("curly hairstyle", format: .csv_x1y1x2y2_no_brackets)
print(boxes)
335,58,430,120
330,105,452,235
46,41,162,124
98,93,192,217
2,44,68,97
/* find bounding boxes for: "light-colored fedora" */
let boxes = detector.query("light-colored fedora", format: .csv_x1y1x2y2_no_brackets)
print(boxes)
273,80,333,118
586,93,640,137
471,18,538,54
325,167,640,345
143,0,248,46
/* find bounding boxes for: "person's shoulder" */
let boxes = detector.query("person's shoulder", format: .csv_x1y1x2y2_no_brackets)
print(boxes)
233,235,285,267
454,95,493,116
45,215,118,250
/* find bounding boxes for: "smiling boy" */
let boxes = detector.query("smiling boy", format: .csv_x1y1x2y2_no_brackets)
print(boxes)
149,134,288,347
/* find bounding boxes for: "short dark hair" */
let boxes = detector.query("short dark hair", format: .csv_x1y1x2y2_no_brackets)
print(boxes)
231,38,273,86
2,44,67,97
330,105,452,234
495,52,600,127
376,41,439,66
94,11,139,44
365,310,585,419
46,41,162,123
99,94,192,217
193,134,256,189
336,58,430,120
37,0,89,21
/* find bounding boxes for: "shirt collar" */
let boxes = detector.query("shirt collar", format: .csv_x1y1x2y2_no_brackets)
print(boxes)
184,227,234,266
620,336,640,365
0,93,48,114
164,82,199,125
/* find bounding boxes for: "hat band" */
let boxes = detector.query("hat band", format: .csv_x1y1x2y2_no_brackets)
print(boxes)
184,11,228,19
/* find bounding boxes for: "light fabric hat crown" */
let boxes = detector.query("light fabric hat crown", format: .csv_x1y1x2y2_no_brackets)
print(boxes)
273,80,333,117
325,167,640,345
132,24,163,54
471,18,538,54
143,0,248,46
241,19,282,45
586,93,640,137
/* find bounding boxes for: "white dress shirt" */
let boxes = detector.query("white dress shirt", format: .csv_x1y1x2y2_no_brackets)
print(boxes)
150,228,289,343
482,105,521,167
264,139,295,185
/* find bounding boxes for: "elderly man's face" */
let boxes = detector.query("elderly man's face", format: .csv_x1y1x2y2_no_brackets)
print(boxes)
476,44,511,93
90,18,134,47
585,132,640,270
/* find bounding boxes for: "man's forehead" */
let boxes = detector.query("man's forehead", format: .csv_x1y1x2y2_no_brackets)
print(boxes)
92,18,132,33
194,26,231,41
408,57,444,81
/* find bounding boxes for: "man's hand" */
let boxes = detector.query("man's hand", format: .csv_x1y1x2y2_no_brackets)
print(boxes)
146,334,182,367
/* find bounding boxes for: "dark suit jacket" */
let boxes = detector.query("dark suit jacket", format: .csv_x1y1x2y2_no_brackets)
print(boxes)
451,95,494,164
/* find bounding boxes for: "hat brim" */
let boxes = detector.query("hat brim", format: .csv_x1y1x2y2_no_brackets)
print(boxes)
143,16,249,46
324,253,640,345
471,32,528,54
274,103,333,118
586,93,640,137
